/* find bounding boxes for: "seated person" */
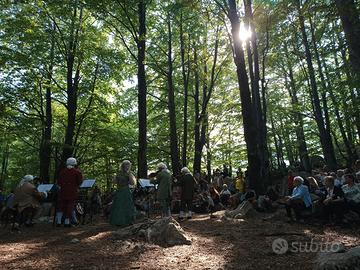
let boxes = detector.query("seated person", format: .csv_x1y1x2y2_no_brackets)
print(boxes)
327,172,340,187
342,174,360,215
5,191,15,210
283,176,312,222
305,177,326,201
219,184,231,206
257,186,280,212
103,190,116,218
90,186,102,214
13,175,45,226
209,186,223,211
198,177,209,192
228,193,242,209
225,190,257,218
336,169,345,186
35,183,57,221
192,191,210,213
321,176,345,224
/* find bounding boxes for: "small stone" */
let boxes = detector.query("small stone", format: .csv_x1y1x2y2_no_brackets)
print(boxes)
70,238,80,244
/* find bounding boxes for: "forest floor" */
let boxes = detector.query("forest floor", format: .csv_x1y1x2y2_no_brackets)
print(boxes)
0,210,360,270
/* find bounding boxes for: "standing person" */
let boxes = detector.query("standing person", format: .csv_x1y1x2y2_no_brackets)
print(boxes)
354,160,360,174
56,157,83,227
179,167,195,220
235,171,245,194
223,164,229,178
220,184,231,206
150,163,172,217
213,169,222,190
287,170,295,195
110,160,136,227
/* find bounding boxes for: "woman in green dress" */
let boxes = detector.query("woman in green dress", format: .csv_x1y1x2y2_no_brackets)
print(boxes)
110,160,136,226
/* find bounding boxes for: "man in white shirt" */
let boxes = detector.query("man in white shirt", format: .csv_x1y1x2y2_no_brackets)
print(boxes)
342,174,360,215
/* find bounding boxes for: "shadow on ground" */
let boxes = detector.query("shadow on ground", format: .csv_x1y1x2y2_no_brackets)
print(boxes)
0,211,359,270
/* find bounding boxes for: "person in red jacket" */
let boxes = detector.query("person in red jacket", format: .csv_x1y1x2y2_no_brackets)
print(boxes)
288,170,295,195
56,157,83,227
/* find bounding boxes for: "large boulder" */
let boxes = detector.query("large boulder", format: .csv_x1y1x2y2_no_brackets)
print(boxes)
141,217,191,247
113,217,191,247
314,246,360,270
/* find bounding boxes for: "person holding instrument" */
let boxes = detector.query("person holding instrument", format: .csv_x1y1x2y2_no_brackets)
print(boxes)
110,160,136,227
150,163,172,217
13,174,45,227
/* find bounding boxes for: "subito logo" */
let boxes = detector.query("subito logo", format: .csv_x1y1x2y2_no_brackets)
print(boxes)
272,238,288,254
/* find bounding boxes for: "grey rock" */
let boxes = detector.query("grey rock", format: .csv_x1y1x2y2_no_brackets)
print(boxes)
225,201,255,219
113,217,191,247
314,246,360,270
145,217,191,247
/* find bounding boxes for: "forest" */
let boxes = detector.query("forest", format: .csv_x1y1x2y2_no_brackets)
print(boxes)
0,0,359,193
1,1,360,270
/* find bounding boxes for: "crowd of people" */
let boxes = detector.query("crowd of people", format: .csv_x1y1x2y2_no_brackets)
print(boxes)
1,158,360,230
283,161,360,224
0,157,101,229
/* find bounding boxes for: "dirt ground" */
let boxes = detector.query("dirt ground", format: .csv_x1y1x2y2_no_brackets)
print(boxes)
1,211,359,270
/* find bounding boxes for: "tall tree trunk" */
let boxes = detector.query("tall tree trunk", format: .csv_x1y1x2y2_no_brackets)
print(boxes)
193,45,202,174
334,0,360,85
59,4,83,174
180,12,190,168
39,24,55,183
323,59,358,163
227,0,262,193
193,28,219,174
285,67,311,171
137,0,148,178
270,113,281,169
244,0,269,183
105,156,111,192
167,17,180,176
279,117,294,168
296,0,337,169
206,125,212,179
309,17,356,164
0,142,9,190
337,30,360,140
332,40,357,144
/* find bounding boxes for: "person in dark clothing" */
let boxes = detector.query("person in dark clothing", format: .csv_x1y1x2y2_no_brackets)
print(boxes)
321,176,345,224
56,157,83,227
179,167,196,220
223,165,229,178
0,189,5,210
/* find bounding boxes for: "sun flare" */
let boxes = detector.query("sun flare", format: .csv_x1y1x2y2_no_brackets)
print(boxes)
239,22,252,42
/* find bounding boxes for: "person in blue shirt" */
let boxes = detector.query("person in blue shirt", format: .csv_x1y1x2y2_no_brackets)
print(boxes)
284,176,312,221
0,188,5,209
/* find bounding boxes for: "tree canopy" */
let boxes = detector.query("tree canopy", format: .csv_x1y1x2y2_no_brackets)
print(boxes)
0,0,359,193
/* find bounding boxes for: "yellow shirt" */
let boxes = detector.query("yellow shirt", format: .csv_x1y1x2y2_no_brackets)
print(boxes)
235,177,245,193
